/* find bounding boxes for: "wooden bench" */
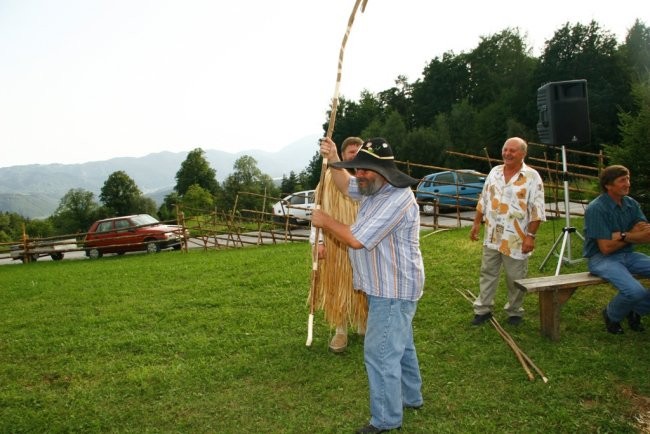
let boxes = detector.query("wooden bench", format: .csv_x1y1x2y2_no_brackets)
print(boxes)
514,272,607,341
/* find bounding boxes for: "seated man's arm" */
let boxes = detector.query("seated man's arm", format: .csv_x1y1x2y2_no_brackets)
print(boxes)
611,221,650,245
603,221,650,253
596,237,625,255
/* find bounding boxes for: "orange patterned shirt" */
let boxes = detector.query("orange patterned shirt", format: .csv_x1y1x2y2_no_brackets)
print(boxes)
477,163,546,260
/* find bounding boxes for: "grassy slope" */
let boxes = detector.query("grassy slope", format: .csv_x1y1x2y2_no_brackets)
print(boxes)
1,219,649,433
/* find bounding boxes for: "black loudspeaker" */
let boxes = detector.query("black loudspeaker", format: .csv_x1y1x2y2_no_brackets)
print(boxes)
536,79,590,146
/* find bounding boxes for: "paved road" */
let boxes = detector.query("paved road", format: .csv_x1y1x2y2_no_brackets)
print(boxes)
0,203,583,266
0,214,468,266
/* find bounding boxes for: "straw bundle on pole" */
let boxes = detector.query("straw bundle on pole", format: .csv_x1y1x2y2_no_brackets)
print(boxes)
306,0,369,347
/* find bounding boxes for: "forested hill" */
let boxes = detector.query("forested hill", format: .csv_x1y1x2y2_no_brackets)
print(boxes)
0,136,319,219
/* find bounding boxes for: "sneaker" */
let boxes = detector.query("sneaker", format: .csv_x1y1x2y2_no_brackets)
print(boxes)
328,333,348,353
627,311,645,332
602,308,624,334
471,312,493,326
507,316,523,326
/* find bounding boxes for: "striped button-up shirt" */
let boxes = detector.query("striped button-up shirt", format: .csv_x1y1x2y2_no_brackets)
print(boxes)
347,179,424,301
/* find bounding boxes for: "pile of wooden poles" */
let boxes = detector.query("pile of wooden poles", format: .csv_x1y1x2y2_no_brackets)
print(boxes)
456,288,548,383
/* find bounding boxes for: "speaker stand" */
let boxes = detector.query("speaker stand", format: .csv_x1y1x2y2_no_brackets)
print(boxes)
539,145,584,275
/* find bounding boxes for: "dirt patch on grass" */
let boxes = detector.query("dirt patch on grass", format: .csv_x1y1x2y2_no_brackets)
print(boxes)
621,386,650,433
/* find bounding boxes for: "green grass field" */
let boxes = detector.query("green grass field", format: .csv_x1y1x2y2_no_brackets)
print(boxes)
1,219,649,433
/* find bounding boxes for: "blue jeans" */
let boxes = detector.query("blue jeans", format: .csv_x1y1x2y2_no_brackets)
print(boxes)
588,251,650,322
364,295,422,430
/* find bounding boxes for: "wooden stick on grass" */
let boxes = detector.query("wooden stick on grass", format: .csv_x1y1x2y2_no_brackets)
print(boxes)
456,288,548,382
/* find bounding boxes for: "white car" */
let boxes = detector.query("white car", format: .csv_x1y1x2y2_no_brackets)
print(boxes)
272,190,316,224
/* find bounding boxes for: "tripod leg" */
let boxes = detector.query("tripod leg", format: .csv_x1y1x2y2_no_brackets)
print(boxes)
540,232,565,271
554,231,570,276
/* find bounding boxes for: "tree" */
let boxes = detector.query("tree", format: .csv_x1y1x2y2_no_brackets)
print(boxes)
377,75,414,129
323,93,383,145
25,219,55,239
398,127,442,179
0,212,27,242
299,151,322,191
280,171,301,195
51,188,99,234
99,171,144,216
360,110,408,157
620,20,650,84
221,155,278,212
411,51,472,129
463,29,538,150
133,196,158,217
181,184,215,216
304,19,642,177
175,148,220,196
605,79,650,214
158,192,181,222
537,21,631,149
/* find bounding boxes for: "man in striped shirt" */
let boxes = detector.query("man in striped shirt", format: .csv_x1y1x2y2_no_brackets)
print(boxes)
312,137,424,434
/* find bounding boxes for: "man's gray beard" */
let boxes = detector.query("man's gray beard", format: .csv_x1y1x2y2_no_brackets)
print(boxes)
359,177,383,196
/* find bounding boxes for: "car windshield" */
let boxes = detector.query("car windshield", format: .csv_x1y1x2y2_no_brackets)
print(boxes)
131,214,159,226
434,172,455,186
289,192,309,205
459,172,483,184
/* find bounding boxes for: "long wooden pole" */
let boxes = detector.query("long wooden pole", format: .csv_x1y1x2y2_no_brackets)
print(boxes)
306,0,369,347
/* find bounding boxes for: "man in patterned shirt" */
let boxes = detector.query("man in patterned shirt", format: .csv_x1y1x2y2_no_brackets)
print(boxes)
312,137,424,434
469,137,546,326
584,165,650,334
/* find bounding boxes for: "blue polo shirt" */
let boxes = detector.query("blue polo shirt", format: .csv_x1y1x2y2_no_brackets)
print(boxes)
583,193,647,258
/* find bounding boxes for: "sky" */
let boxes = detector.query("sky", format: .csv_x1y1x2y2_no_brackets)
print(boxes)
0,0,646,168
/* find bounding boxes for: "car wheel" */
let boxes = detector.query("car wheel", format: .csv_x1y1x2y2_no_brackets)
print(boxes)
20,254,38,263
146,241,161,254
51,253,64,261
88,248,102,259
172,244,181,251
422,203,436,215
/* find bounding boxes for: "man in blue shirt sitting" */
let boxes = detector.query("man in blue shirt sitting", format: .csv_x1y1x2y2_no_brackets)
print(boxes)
583,165,650,334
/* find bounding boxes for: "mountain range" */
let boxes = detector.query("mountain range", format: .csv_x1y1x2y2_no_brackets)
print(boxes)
0,135,320,219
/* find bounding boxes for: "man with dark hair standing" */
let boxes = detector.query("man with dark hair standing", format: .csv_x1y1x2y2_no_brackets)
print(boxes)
312,137,424,434
584,165,650,334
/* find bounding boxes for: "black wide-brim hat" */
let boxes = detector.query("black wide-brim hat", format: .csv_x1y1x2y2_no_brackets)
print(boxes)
330,137,418,188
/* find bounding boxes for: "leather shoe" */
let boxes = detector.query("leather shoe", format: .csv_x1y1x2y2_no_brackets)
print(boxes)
471,312,492,326
603,308,624,334
355,424,400,433
627,311,645,332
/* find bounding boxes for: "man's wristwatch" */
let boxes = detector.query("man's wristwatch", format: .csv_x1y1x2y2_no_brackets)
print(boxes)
620,232,627,242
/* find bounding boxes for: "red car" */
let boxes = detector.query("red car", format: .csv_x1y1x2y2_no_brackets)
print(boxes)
84,214,185,259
